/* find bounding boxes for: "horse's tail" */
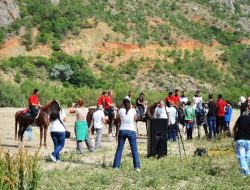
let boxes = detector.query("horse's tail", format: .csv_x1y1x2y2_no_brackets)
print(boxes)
15,111,19,140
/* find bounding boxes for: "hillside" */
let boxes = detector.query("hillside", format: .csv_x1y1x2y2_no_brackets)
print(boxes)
0,0,249,106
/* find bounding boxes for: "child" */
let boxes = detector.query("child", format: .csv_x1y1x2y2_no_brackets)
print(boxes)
224,102,233,130
184,101,195,140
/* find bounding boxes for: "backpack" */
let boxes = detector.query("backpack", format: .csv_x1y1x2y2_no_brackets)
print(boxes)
196,106,206,123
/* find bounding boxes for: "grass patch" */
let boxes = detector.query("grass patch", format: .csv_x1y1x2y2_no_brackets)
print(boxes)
40,139,250,189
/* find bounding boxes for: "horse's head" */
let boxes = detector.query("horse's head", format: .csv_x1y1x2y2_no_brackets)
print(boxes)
144,103,158,120
42,99,61,113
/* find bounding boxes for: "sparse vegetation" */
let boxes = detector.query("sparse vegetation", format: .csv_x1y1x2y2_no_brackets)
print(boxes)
0,149,42,190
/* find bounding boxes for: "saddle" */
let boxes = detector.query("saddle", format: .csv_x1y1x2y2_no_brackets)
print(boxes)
21,107,40,120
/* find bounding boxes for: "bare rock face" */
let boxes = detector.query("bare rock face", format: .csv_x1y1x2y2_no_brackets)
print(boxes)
0,0,20,27
213,0,236,11
50,0,60,5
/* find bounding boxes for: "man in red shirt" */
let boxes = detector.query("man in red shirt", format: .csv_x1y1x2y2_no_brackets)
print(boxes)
104,90,115,137
216,94,227,135
97,91,107,107
165,91,174,105
173,89,181,108
29,89,41,120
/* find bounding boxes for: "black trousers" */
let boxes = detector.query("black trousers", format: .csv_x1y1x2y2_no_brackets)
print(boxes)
29,106,39,119
105,109,114,129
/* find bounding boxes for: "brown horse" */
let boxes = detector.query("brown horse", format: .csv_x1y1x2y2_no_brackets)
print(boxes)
135,103,158,133
15,100,60,148
87,107,120,137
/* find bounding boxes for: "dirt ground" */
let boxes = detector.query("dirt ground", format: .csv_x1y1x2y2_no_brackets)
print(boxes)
0,107,240,170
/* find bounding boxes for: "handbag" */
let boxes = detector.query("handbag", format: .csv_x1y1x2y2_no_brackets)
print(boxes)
58,118,71,139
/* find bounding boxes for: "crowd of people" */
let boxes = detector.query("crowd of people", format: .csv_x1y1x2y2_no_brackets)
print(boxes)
25,88,250,176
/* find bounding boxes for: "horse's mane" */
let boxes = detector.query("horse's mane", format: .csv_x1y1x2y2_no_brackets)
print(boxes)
41,100,53,111
145,103,158,119
41,99,61,112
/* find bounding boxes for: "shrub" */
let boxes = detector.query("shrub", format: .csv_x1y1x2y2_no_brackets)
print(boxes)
0,149,42,190
50,64,74,81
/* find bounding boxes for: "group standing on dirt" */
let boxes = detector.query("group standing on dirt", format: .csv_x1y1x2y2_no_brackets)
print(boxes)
23,88,250,175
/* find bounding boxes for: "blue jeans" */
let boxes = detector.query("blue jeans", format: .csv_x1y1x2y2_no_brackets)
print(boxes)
185,121,193,139
51,132,66,161
113,130,140,169
236,140,250,176
168,124,177,142
26,126,33,141
207,116,216,140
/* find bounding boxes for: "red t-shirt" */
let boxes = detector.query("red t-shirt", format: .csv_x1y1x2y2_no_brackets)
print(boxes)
97,95,105,106
104,96,113,110
216,99,227,116
165,96,174,104
29,94,39,106
173,95,180,106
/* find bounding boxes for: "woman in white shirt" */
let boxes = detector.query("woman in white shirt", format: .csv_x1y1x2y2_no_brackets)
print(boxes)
113,99,141,172
153,100,169,119
50,108,67,163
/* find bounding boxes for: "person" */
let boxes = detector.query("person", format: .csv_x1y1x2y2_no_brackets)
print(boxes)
165,91,174,105
125,91,132,102
184,101,195,140
28,89,41,121
136,93,145,119
70,98,94,154
196,102,208,139
26,126,33,141
173,89,181,108
207,94,217,140
192,90,202,110
238,96,246,116
153,100,169,119
224,101,233,131
104,90,115,137
216,94,227,135
97,91,107,107
233,112,250,177
113,99,140,172
242,105,250,116
240,97,250,116
50,104,67,163
89,105,107,150
180,90,188,107
166,102,178,142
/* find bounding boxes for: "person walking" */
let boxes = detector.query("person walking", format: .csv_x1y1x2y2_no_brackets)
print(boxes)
233,112,250,177
113,99,140,172
50,106,67,163
70,98,94,154
89,105,107,150
184,101,195,140
207,94,217,140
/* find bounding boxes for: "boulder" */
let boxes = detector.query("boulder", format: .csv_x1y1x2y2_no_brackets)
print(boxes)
0,0,20,27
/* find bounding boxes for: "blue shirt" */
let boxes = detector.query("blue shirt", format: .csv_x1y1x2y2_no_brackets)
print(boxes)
224,106,232,122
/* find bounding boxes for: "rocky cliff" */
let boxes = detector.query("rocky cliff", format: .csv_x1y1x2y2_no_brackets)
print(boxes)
0,0,20,27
